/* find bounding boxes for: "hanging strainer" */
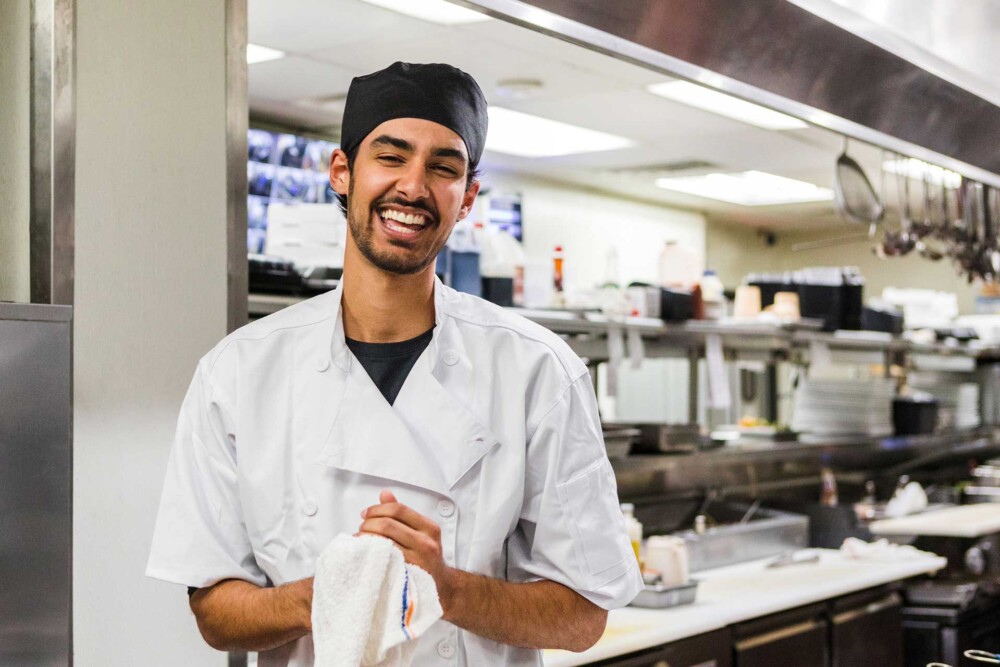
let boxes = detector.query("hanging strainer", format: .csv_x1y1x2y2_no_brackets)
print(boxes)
834,140,885,227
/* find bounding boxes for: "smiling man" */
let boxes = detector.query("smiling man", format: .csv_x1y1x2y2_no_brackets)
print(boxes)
147,62,642,666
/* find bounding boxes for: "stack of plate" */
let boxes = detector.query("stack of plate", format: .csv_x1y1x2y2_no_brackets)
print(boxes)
911,380,980,430
791,377,896,436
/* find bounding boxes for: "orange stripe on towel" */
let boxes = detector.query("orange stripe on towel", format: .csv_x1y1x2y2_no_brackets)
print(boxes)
405,595,416,632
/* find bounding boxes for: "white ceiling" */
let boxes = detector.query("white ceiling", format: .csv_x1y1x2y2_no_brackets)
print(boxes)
246,0,912,231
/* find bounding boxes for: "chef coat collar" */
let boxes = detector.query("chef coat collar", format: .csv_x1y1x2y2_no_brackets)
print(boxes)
326,275,458,373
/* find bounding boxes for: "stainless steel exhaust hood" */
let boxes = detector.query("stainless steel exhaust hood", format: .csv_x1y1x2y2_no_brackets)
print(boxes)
459,0,1000,187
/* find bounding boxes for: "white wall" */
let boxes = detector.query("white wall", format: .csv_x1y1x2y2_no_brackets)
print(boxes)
0,0,31,303
74,1,229,665
483,172,706,291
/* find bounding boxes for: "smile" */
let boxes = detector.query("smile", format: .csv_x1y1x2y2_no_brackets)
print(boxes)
377,207,431,237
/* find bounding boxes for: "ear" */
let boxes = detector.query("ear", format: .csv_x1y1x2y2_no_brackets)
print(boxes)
457,179,481,221
329,148,350,195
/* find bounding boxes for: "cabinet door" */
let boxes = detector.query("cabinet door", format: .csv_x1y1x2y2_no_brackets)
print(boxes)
734,617,829,667
832,592,903,667
658,628,732,667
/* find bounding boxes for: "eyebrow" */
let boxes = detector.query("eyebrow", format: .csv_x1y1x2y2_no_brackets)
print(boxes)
369,134,468,164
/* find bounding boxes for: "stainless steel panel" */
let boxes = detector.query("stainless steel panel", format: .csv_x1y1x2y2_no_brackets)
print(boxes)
29,0,75,305
0,302,72,665
226,0,248,334
458,0,1000,187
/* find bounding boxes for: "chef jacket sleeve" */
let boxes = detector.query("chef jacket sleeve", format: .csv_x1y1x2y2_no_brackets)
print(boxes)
506,373,643,609
146,359,267,589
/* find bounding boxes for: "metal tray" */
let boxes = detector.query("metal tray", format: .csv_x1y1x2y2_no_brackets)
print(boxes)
629,579,698,609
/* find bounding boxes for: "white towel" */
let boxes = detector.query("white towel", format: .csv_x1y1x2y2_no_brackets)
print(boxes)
312,534,442,667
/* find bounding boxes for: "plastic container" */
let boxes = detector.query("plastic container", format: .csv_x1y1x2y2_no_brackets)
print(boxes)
658,240,701,288
700,270,724,320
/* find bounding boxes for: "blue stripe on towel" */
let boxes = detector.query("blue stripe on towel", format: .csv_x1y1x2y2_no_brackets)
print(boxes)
400,569,412,640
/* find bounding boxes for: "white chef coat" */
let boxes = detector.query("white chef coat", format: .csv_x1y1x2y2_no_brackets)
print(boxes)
147,277,643,666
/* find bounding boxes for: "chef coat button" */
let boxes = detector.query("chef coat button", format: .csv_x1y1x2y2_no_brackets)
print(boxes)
437,640,455,659
442,350,460,366
437,500,455,518
316,357,330,372
303,500,318,516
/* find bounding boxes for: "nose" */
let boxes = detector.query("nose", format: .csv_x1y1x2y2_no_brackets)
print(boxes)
394,159,431,201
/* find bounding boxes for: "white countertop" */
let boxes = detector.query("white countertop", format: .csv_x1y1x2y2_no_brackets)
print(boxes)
543,548,946,667
869,503,1000,538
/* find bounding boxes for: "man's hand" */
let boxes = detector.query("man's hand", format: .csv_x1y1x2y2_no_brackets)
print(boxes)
357,490,457,604
357,490,606,652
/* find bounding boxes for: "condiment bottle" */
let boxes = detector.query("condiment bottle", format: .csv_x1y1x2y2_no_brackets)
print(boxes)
820,467,839,507
553,245,564,293
620,503,643,566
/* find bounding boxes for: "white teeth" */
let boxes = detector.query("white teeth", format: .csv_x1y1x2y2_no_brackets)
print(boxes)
380,209,426,227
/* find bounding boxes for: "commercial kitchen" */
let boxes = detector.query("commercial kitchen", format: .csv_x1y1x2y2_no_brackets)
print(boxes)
4,1,1000,666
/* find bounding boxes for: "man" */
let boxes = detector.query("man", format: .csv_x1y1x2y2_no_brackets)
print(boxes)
147,62,642,666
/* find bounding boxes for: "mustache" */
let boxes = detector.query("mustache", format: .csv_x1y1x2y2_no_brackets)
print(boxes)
371,196,438,225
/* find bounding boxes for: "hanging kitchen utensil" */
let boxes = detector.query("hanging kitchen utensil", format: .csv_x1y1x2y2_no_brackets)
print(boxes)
881,153,917,256
796,139,882,253
833,138,885,227
917,166,944,260
979,185,998,280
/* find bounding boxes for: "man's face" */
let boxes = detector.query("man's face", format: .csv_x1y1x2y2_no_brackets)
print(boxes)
330,117,480,276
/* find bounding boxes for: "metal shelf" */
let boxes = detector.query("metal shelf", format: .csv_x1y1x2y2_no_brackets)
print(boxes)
248,293,1000,363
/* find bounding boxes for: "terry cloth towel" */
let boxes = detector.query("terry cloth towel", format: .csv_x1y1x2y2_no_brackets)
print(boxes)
312,534,443,667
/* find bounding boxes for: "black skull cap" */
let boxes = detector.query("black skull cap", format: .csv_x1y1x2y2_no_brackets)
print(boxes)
340,61,488,166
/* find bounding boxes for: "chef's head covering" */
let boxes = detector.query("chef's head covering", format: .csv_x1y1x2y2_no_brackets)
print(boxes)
340,62,488,167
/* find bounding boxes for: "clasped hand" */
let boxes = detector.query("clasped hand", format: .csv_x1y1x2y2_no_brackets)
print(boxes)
357,490,455,606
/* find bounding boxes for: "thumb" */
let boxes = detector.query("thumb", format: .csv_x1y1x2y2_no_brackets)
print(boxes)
379,489,397,504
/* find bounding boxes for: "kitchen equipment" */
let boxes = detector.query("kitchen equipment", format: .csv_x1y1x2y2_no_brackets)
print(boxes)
766,550,821,568
733,285,762,320
675,502,809,572
791,377,896,437
625,284,662,318
834,142,885,228
481,276,514,307
299,265,341,295
645,535,689,586
862,304,905,334
626,422,702,453
771,291,800,320
893,396,940,436
869,505,1000,539
248,253,304,294
629,578,698,609
0,304,73,665
659,287,695,322
602,427,639,460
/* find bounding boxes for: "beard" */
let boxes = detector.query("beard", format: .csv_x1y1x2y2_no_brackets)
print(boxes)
346,180,444,276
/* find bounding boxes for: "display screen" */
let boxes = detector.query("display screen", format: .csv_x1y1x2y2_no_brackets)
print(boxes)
247,129,339,253
487,191,523,242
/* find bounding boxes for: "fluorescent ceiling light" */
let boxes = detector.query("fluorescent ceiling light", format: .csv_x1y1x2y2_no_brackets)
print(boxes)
656,171,833,206
646,81,808,131
883,157,961,188
246,43,285,65
485,107,633,158
359,0,491,24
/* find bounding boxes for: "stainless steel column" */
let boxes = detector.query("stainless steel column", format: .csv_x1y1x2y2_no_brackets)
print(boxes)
29,0,75,305
0,303,73,664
